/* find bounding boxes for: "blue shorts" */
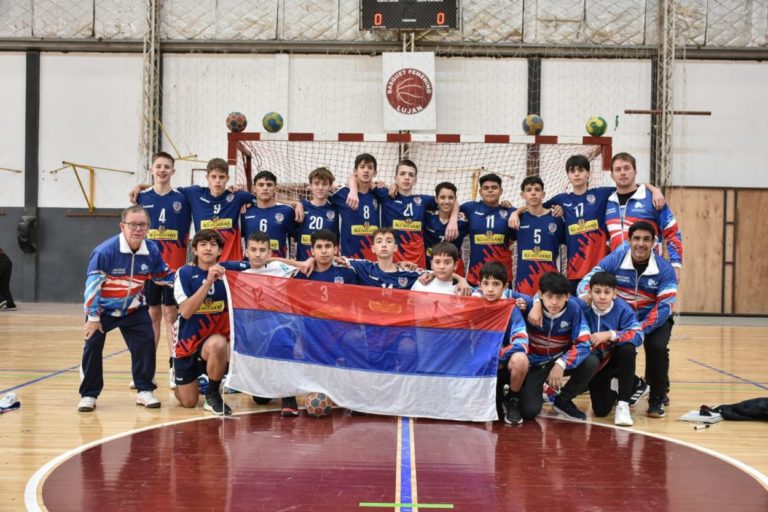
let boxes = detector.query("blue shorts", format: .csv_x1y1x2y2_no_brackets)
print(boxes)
145,280,177,307
173,343,207,386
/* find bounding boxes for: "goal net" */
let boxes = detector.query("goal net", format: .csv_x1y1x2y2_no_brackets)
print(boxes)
227,133,612,202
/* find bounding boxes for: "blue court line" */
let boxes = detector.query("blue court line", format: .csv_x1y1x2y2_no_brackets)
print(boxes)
688,359,768,391
401,417,413,512
0,348,129,395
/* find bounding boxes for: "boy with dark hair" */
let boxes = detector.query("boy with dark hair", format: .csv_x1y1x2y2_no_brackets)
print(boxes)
342,228,422,289
173,229,248,416
243,231,299,278
473,261,529,424
411,242,460,294
460,173,515,286
511,176,565,295
137,151,191,389
295,229,358,284
330,153,380,260
240,170,297,258
424,181,469,275
579,271,644,426
578,221,677,418
295,167,339,261
516,272,598,422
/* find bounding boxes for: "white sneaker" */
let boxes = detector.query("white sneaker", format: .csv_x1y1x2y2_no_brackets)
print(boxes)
78,396,97,412
136,391,161,409
615,400,633,426
169,367,177,389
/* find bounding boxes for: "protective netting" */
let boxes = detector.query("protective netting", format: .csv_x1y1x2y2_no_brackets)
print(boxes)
232,137,609,203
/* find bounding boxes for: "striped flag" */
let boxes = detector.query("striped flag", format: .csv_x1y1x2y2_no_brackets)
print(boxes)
225,271,514,421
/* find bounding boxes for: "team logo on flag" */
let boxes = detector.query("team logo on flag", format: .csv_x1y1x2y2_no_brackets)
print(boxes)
398,277,409,288
173,201,182,212
413,197,422,205
548,223,558,233
586,194,596,204
326,211,336,220
499,210,509,219
226,194,234,202
275,213,284,223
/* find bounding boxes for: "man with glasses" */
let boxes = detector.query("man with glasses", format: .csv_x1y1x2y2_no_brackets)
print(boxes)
78,206,175,412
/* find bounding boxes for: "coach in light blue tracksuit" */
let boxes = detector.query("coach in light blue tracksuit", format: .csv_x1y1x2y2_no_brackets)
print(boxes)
78,206,175,413
578,221,677,419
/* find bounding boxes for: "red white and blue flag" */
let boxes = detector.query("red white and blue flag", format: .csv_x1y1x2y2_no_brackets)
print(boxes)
224,271,514,422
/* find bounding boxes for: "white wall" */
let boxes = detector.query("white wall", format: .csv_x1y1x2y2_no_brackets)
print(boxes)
541,59,653,185
0,53,26,207
671,60,768,188
38,53,142,209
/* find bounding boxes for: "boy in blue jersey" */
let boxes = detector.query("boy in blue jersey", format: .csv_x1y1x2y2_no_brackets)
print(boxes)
424,182,469,276
295,230,358,284
78,206,175,412
137,151,192,390
240,170,297,258
460,173,515,286
578,271,644,426
330,153,380,261
295,167,339,261
342,228,422,289
350,160,458,268
578,221,677,418
517,272,598,422
473,262,529,424
173,230,248,416
511,176,565,296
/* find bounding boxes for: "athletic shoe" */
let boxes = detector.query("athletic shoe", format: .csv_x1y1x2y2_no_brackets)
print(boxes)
0,301,6,309
204,393,232,416
0,393,20,413
647,396,666,418
252,396,272,405
614,400,633,426
169,367,177,390
78,396,97,412
542,383,559,405
629,377,649,408
662,394,670,406
280,397,300,417
136,391,161,408
503,396,523,425
1,306,17,311
553,396,587,421
197,374,209,394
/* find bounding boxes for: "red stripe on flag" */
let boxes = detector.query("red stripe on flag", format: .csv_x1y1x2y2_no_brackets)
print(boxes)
226,271,513,332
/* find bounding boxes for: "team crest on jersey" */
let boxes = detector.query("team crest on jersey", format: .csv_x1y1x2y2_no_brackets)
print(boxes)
173,201,182,212
140,263,149,272
633,203,644,210
499,210,509,219
275,213,284,223
334,276,344,284
398,277,409,287
647,278,657,287
560,320,570,329
586,194,596,204
413,196,422,205
548,223,558,233
226,194,234,202
326,211,336,220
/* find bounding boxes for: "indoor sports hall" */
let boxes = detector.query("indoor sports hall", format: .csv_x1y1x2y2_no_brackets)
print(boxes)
0,1,766,511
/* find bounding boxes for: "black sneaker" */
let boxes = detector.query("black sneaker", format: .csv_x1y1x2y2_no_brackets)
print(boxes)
280,396,300,417
662,394,670,406
503,396,523,425
647,396,666,418
204,393,232,416
629,377,650,408
252,396,272,405
553,396,587,421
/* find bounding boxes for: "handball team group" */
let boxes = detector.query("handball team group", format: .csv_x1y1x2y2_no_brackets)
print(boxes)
78,149,682,427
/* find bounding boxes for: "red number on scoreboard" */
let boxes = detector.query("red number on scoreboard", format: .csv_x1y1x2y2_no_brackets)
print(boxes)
374,12,383,26
436,11,445,25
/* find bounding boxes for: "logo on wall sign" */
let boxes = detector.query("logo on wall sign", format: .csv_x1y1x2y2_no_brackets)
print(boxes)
386,68,433,115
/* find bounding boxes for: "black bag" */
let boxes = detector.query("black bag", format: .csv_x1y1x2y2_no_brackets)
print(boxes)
714,397,768,421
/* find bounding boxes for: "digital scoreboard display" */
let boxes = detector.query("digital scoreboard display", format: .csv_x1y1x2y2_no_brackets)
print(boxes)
360,0,460,30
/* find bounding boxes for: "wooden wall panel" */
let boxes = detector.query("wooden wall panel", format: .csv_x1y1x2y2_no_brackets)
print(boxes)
666,188,724,314
733,190,768,314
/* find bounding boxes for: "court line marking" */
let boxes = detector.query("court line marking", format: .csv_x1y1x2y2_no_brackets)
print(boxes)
0,348,128,395
687,358,768,390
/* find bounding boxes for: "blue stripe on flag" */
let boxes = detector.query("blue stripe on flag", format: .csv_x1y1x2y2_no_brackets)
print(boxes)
232,309,501,378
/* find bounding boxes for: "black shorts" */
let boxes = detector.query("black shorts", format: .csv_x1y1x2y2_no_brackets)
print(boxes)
145,280,177,307
173,343,208,386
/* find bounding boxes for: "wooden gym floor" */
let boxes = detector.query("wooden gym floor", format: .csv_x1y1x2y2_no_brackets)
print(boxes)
1,304,767,511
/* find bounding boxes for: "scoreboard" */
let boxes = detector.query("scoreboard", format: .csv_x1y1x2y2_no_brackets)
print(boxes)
360,0,460,30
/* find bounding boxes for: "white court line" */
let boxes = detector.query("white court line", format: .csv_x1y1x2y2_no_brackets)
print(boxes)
26,409,768,510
